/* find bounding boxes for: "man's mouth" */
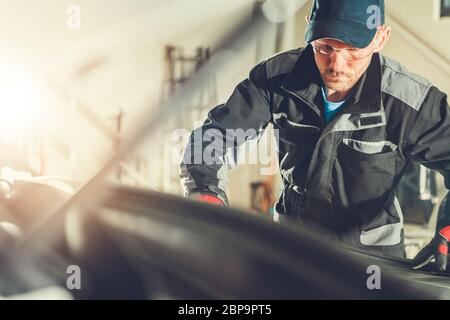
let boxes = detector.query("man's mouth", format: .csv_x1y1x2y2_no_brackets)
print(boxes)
324,71,349,82
327,72,345,77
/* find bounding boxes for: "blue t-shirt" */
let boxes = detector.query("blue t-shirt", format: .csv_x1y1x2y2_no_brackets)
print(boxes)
321,87,347,124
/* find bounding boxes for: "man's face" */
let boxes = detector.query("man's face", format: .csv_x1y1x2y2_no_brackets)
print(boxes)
313,38,374,93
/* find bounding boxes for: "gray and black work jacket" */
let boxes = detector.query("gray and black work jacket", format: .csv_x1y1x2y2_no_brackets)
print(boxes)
180,45,450,254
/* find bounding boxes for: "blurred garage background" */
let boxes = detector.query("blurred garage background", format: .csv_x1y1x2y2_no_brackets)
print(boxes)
0,0,448,258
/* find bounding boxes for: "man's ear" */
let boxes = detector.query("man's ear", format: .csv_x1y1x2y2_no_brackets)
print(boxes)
374,26,391,53
305,16,310,24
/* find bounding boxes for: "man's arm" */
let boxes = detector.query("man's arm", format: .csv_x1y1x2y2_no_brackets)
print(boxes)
180,61,272,205
404,86,450,271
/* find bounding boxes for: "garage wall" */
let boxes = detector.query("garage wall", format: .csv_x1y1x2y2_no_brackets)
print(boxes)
386,0,450,63
384,0,450,94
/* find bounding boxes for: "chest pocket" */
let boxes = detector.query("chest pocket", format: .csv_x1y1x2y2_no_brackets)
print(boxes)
342,138,397,154
337,138,397,207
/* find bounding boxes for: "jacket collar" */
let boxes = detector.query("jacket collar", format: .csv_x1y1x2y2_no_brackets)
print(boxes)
281,45,383,116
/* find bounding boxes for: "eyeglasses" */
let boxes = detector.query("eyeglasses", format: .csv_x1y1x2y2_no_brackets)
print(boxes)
311,40,375,61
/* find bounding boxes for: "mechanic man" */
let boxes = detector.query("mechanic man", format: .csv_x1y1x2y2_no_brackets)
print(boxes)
180,0,450,271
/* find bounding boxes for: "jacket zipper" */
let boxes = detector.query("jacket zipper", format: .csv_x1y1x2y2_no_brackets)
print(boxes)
281,86,340,196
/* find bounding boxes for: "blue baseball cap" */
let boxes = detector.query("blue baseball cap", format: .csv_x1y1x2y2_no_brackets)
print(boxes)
305,0,385,49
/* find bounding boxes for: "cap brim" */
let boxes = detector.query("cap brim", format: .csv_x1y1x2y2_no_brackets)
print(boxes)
305,20,377,49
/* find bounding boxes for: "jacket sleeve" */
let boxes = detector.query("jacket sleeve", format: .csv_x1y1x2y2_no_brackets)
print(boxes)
404,86,450,230
179,61,273,205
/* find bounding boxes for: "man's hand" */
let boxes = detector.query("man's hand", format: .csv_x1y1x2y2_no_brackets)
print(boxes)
196,194,225,206
411,226,450,271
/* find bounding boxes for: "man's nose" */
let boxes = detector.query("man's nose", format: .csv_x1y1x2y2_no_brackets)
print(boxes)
328,51,346,71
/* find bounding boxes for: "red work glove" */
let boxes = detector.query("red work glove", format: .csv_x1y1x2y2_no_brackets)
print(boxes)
196,194,225,206
411,226,450,271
